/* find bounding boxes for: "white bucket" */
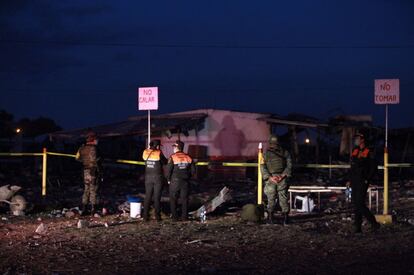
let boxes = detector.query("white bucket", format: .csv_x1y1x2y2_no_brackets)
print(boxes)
130,202,142,218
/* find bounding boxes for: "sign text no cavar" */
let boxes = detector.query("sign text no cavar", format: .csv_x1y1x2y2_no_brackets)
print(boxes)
138,87,158,110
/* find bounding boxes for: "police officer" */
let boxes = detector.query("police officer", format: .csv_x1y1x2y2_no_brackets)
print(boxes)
261,135,292,225
142,140,167,222
76,131,101,215
350,133,380,233
167,140,195,221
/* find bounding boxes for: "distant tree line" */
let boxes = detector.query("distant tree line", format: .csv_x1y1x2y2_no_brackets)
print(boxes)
0,109,61,138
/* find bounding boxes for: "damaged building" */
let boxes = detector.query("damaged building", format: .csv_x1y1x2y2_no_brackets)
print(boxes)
49,109,413,181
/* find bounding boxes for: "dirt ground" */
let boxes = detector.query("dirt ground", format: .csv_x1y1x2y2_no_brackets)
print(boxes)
1,181,414,274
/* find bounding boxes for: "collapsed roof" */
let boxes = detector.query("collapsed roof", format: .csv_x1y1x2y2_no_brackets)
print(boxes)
50,113,207,140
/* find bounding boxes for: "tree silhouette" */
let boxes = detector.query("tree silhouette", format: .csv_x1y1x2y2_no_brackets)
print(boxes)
0,109,15,138
16,117,62,138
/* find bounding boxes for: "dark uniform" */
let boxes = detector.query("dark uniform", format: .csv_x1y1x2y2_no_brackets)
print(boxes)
76,132,100,214
261,135,292,224
350,134,380,233
167,141,195,221
142,140,167,221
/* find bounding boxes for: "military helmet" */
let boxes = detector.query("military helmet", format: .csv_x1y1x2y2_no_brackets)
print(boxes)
86,130,97,142
268,135,279,145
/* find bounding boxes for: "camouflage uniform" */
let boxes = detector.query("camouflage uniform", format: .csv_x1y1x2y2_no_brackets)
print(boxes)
76,142,100,208
261,135,292,223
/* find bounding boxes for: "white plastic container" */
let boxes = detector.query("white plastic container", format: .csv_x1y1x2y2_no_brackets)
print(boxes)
130,202,142,218
294,196,315,213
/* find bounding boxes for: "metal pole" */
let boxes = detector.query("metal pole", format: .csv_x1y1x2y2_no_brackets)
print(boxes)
385,104,388,148
148,110,151,147
383,104,389,215
257,143,263,205
42,147,47,196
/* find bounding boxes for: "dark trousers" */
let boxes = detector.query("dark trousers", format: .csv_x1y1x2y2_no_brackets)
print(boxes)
169,179,189,219
352,180,377,228
143,177,164,219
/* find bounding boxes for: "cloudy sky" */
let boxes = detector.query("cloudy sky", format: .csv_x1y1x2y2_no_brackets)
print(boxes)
1,0,413,129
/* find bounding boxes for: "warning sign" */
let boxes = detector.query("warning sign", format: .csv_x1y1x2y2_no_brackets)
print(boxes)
138,87,158,110
375,79,400,105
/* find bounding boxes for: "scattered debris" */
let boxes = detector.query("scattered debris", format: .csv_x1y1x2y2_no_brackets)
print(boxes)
35,223,47,234
118,201,130,214
191,187,232,218
102,208,108,216
0,185,27,214
0,185,21,201
302,222,317,230
77,220,89,229
407,190,414,196
65,211,76,218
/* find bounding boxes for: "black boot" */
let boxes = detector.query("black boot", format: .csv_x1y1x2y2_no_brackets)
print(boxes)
283,213,290,226
90,204,97,216
352,224,362,234
142,210,150,222
370,221,380,232
81,204,89,216
267,211,275,224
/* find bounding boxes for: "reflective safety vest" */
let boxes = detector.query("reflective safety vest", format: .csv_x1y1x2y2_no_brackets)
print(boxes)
167,151,194,180
142,149,166,177
350,146,376,183
351,147,370,159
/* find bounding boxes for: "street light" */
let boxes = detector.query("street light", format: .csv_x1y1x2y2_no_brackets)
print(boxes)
16,128,22,134
305,138,310,144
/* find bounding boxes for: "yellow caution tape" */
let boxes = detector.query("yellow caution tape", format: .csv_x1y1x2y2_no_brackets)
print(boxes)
1,152,413,169
386,163,414,168
115,159,145,165
47,152,77,158
222,162,258,167
0,152,43,157
297,164,350,169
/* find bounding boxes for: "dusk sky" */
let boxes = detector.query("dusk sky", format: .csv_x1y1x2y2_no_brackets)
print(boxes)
1,1,413,130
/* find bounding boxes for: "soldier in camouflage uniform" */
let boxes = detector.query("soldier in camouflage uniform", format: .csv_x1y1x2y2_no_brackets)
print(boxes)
261,135,292,225
76,131,100,215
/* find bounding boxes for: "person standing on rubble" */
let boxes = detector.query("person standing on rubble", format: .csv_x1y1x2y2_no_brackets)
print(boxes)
167,140,195,221
76,130,101,216
142,140,167,222
261,135,292,225
349,133,380,233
